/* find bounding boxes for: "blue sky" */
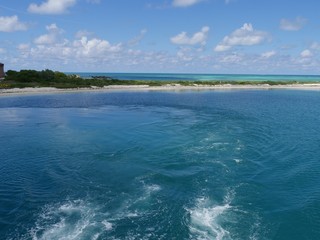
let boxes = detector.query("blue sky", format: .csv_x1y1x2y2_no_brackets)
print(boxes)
1,0,320,74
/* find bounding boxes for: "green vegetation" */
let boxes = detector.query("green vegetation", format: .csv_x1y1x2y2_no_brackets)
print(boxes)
0,69,312,89
4,69,91,88
2,69,162,89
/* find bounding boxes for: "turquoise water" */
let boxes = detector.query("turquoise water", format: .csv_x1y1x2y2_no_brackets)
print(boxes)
1,89,320,239
70,72,320,82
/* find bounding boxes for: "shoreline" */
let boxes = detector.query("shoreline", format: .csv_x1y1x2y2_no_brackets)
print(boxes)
2,83,320,96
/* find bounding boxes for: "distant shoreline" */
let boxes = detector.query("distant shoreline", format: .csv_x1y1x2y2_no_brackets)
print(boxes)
3,70,320,93
2,83,320,96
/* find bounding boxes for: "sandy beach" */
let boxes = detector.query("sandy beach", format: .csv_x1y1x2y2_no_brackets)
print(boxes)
1,83,320,96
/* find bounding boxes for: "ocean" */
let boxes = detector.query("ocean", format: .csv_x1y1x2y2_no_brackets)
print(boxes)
68,72,320,82
1,88,320,239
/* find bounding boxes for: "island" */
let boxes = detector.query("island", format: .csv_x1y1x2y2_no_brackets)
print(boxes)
1,69,320,95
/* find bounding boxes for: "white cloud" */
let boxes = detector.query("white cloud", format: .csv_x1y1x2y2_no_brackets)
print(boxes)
15,35,124,71
9,40,320,74
28,0,76,14
300,49,312,58
176,47,195,61
34,34,55,45
171,26,209,46
75,30,93,39
0,15,28,32
18,44,30,51
214,23,268,52
219,53,243,64
280,17,306,31
261,50,276,58
214,44,231,52
7,21,320,74
25,24,122,67
34,24,64,45
128,29,147,46
73,37,123,56
15,23,135,68
172,0,203,7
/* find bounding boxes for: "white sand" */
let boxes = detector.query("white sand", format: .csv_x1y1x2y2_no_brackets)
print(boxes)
1,83,320,96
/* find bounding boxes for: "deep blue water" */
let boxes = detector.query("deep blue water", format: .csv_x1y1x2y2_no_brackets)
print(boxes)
1,89,320,239
68,72,320,82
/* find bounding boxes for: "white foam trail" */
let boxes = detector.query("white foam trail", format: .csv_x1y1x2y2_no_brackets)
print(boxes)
187,197,231,240
145,184,161,194
137,183,161,202
26,199,111,240
233,158,242,164
101,220,113,231
25,183,161,240
104,182,161,225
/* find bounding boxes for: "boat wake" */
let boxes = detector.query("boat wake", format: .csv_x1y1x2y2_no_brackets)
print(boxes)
186,195,232,240
15,183,162,240
21,199,110,240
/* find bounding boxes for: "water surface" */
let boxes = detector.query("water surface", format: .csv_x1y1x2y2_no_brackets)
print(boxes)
1,90,320,239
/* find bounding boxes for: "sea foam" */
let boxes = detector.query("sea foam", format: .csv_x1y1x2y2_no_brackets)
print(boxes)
23,199,111,240
187,197,232,240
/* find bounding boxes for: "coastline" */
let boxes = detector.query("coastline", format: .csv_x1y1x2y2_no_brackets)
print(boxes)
1,83,320,96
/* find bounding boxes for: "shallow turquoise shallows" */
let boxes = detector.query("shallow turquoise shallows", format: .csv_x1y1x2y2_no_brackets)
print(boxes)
71,72,320,82
1,90,320,239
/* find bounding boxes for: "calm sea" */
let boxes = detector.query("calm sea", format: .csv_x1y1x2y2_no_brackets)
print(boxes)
1,89,320,239
68,72,320,82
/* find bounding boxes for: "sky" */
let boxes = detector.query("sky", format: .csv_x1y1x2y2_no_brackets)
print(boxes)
1,0,320,74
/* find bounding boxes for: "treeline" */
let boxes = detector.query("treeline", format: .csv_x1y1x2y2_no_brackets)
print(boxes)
2,69,153,88
0,69,127,88
5,69,77,83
